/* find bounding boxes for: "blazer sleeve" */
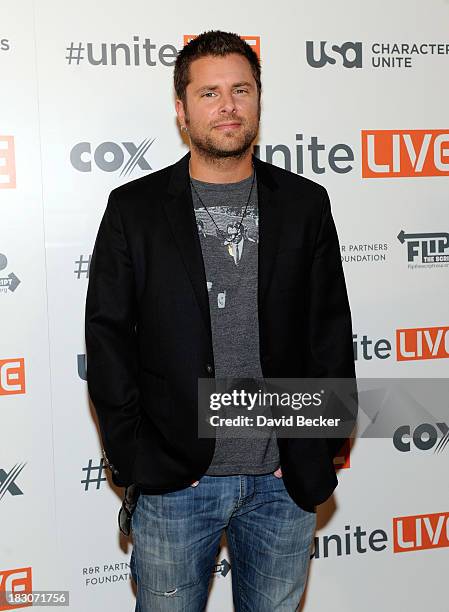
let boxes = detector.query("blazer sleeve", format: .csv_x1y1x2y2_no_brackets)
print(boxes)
85,190,141,487
306,187,358,461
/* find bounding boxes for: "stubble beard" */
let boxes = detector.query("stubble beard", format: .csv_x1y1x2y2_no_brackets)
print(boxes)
185,113,260,164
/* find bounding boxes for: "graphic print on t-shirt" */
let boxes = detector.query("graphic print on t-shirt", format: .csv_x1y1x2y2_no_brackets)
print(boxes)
195,205,258,264
194,202,259,314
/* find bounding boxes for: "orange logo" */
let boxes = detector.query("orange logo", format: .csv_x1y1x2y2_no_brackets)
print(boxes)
396,326,449,361
0,359,26,395
361,130,449,178
393,511,449,553
333,439,351,469
183,35,261,59
0,136,16,189
0,567,32,610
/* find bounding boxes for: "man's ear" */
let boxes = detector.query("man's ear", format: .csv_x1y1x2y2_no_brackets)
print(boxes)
175,98,186,130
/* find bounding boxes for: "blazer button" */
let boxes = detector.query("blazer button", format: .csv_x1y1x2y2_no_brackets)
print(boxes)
206,363,213,375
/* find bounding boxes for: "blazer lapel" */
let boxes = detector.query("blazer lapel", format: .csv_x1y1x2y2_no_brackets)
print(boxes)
162,152,281,342
163,152,213,340
253,154,281,309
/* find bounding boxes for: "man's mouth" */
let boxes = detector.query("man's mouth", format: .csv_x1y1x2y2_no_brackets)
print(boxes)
213,122,242,130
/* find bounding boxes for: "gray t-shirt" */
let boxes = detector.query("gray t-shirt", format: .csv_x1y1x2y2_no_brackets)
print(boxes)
190,170,280,475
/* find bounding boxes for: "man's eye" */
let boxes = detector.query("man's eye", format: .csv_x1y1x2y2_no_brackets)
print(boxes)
202,92,216,97
235,89,248,94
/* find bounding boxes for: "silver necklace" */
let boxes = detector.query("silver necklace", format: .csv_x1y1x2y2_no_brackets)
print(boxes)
190,165,256,244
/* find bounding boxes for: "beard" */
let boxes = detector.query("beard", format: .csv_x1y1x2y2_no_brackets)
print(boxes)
185,114,259,162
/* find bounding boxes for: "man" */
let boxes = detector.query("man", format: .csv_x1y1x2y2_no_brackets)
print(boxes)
85,30,356,611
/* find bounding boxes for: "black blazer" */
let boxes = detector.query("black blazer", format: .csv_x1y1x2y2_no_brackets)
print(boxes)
85,151,357,511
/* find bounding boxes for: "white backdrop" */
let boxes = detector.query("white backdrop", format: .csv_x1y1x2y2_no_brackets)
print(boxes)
1,0,448,610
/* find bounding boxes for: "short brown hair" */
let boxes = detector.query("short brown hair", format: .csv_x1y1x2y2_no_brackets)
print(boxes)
174,30,261,106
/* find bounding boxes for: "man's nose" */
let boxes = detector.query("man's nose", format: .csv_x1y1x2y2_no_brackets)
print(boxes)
219,90,237,114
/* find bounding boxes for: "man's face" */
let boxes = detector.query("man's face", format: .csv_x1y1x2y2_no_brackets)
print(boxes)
176,53,260,160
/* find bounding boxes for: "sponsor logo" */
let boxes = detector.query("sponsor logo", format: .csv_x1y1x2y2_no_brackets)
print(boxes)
81,459,107,491
184,34,261,59
393,423,449,453
0,567,32,610
353,334,392,361
306,40,449,69
82,562,131,587
83,556,230,587
65,35,260,67
306,41,362,68
76,353,87,381
0,253,20,293
212,558,231,579
393,511,449,553
372,42,449,68
313,511,449,558
341,242,389,264
312,524,388,558
77,354,86,380
0,359,25,395
361,130,449,178
396,326,449,361
0,136,16,189
0,463,26,502
66,36,178,66
252,130,448,179
354,327,449,362
398,230,449,268
74,255,90,280
254,133,354,175
70,138,155,175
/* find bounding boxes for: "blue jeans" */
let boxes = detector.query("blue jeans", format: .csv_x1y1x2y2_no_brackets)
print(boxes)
130,473,316,611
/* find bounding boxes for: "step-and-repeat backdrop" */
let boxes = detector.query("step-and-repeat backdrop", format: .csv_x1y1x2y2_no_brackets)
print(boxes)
2,0,448,610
